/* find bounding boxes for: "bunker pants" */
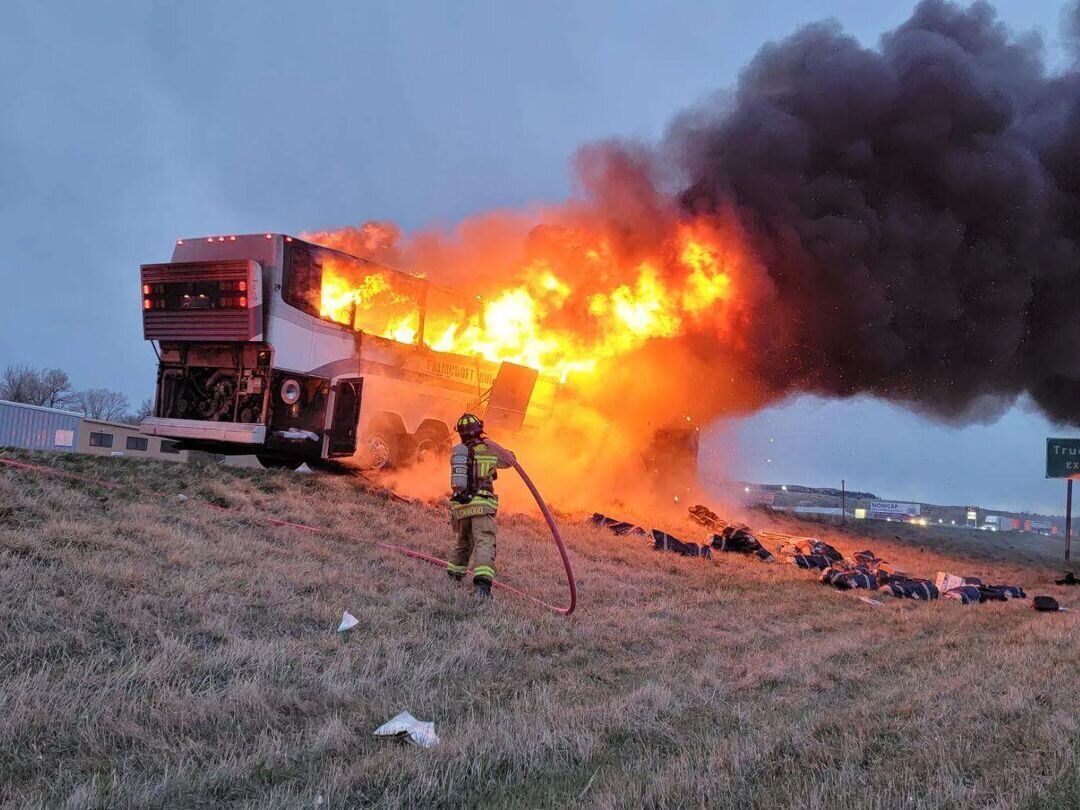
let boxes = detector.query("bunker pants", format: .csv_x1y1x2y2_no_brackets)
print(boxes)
447,514,497,584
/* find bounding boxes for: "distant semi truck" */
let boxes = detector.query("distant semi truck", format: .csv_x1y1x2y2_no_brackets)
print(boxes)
139,234,557,469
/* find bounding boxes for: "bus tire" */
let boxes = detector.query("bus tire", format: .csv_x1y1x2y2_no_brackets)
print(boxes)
413,423,450,465
363,428,404,470
257,454,303,471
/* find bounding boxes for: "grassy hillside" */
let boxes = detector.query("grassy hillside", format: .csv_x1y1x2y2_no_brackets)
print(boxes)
1,450,1077,808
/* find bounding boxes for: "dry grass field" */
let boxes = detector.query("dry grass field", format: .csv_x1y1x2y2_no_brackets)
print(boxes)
0,450,1077,808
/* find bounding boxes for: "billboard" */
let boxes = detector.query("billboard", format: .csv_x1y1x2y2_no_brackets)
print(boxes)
869,500,921,518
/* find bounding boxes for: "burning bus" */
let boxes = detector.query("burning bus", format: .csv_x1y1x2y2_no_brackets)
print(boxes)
139,234,557,469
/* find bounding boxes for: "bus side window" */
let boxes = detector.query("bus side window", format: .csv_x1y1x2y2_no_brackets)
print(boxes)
284,245,322,318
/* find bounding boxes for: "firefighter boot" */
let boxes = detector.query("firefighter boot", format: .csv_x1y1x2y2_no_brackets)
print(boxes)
473,578,492,600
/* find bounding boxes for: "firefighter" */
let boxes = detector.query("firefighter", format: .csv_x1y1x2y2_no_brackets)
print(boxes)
447,413,511,599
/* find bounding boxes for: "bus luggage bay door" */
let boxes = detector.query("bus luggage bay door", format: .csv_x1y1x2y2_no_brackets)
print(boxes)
328,379,362,457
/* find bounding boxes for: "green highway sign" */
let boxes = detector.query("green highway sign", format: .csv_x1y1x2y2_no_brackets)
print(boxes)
1045,438,1080,479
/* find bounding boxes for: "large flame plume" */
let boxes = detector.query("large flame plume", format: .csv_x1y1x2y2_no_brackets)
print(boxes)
302,157,750,514
303,1,1080,514
308,218,741,387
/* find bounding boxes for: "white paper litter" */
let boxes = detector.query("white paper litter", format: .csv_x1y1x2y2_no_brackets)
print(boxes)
858,596,884,607
337,611,359,632
374,711,439,748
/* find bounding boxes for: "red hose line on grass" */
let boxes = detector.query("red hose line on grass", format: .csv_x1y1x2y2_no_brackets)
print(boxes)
0,454,576,616
205,501,574,614
0,457,118,488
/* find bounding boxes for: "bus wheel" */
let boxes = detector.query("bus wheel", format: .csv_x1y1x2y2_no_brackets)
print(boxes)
363,430,401,470
257,454,303,471
413,426,449,465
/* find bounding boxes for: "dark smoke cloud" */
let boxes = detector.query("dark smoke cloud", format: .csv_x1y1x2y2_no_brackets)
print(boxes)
665,0,1080,424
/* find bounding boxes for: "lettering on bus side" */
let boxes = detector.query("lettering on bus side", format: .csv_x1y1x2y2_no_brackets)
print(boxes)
427,359,474,381
424,359,495,387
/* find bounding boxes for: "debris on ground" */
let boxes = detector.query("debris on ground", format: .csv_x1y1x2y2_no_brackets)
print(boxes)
775,538,844,566
709,526,775,561
935,571,1026,604
879,575,940,600
943,585,983,604
1055,572,1079,586
591,513,647,537
793,553,833,571
337,611,359,632
651,529,711,559
1032,596,1067,612
589,503,1046,612
935,571,974,592
689,504,729,531
821,564,879,590
374,711,439,748
977,584,1026,601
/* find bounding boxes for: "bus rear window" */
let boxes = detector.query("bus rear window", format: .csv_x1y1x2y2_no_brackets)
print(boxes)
284,242,422,342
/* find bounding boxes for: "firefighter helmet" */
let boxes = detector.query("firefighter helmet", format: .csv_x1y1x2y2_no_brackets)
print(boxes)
456,413,484,438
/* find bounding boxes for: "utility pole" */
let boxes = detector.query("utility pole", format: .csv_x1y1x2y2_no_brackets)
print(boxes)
841,479,846,525
1066,479,1073,563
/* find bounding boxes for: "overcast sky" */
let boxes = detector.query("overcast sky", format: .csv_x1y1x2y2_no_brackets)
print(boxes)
2,1,1075,514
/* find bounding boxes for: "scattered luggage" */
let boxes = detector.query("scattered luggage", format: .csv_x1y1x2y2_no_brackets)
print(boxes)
944,585,982,604
936,570,1025,604
592,512,712,560
980,584,1025,601
651,529,712,559
936,571,981,592
880,576,939,600
946,584,1026,604
689,504,727,531
821,565,879,590
794,554,833,571
1055,572,1079,586
709,526,775,561
591,513,647,537
1032,596,1064,612
778,538,843,563
589,504,1044,613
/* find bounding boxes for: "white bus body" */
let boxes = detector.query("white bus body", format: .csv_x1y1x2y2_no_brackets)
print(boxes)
139,234,556,469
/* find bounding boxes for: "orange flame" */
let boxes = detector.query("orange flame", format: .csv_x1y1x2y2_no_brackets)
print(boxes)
308,220,740,385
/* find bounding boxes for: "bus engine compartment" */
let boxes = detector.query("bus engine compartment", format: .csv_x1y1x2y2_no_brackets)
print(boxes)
156,343,270,425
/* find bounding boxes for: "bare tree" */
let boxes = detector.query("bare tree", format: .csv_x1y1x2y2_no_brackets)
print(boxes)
0,365,38,403
129,397,155,424
68,388,131,422
37,369,73,408
0,365,72,407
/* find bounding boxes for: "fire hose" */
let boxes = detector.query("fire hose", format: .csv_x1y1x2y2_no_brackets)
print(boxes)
0,451,577,616
484,438,577,616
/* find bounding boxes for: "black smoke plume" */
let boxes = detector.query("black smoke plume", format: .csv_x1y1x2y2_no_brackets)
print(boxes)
665,0,1080,424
